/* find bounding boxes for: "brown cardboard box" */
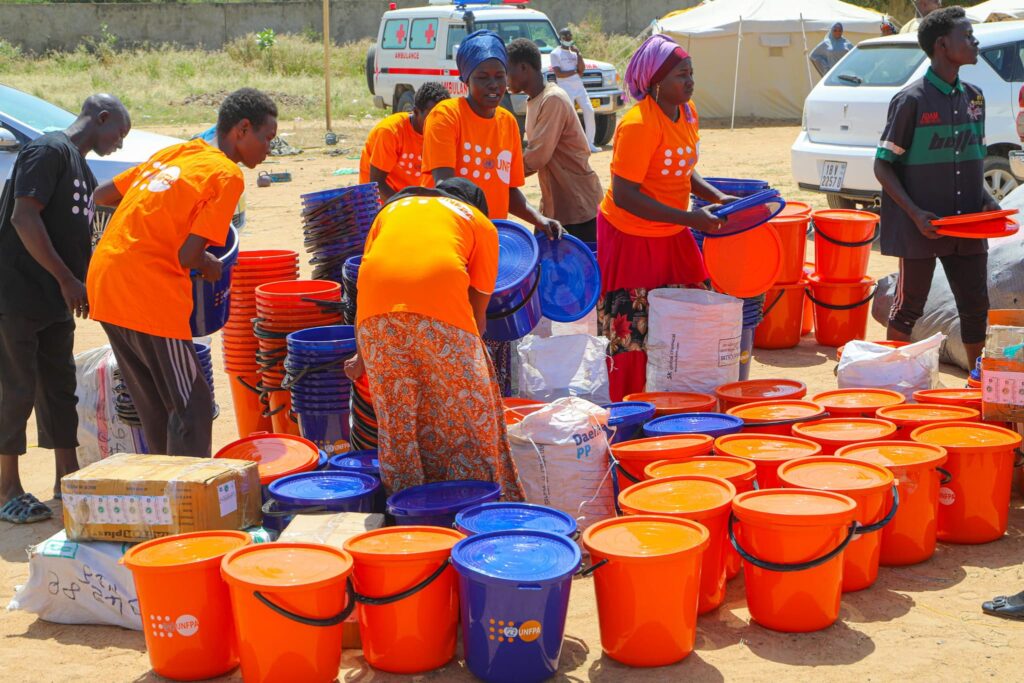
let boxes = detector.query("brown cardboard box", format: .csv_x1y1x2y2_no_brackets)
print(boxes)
982,310,1024,423
61,454,262,542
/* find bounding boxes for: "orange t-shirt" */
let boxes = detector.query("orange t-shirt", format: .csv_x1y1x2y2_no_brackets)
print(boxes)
356,195,498,336
599,97,701,237
87,139,244,340
358,112,428,192
421,97,524,219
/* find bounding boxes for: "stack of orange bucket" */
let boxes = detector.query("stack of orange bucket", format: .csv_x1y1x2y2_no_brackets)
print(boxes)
755,201,812,349
254,280,343,435
806,209,880,347
223,250,299,438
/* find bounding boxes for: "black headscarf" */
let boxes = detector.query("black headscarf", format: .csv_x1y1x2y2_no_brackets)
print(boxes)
384,177,489,217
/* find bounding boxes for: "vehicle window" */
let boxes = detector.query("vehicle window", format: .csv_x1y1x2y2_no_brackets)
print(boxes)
410,19,439,50
447,25,467,60
0,85,76,134
824,45,926,87
382,19,409,50
981,43,1023,82
474,20,560,54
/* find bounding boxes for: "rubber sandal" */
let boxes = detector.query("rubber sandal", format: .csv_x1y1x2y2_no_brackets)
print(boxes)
0,493,53,524
982,591,1024,621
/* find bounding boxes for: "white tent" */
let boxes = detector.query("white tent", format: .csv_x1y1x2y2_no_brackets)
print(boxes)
656,0,885,121
966,1,1024,23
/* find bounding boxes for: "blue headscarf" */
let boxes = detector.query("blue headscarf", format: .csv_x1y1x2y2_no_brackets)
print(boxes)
456,30,508,84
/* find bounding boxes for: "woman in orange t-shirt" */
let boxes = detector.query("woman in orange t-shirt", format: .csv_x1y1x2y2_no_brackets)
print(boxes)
598,35,738,401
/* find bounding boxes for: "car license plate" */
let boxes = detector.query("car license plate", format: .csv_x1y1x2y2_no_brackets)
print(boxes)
820,161,847,192
590,98,601,108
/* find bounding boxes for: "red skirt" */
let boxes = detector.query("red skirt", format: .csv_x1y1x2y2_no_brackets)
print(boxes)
596,210,708,401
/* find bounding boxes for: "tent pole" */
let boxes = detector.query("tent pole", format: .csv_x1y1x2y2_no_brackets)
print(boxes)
731,16,742,130
323,0,332,134
800,14,814,93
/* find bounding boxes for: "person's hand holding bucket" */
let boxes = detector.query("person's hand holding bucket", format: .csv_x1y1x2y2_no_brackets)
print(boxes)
344,354,365,382
197,252,224,283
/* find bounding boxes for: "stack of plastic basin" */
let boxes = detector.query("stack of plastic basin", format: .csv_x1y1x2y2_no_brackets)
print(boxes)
807,209,880,347
254,280,343,435
341,255,361,325
284,325,357,457
223,249,300,438
756,201,813,350
350,373,379,450
301,184,381,283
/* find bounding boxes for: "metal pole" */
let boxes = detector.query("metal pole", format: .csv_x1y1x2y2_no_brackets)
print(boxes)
731,16,742,130
800,15,814,92
323,0,332,133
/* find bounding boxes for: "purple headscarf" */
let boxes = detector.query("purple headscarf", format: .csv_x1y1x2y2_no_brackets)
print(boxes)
624,34,690,101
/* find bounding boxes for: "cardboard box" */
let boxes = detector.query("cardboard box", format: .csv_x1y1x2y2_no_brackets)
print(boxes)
982,310,1024,423
61,454,262,542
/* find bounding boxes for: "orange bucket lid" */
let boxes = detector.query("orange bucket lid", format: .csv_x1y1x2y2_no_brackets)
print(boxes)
213,433,319,486
726,399,825,422
876,404,979,425
732,488,857,527
622,391,717,415
776,201,812,217
611,434,714,462
910,422,1023,452
811,388,905,411
124,530,251,572
644,456,756,482
792,418,898,445
715,379,807,405
703,225,782,298
835,441,947,469
618,475,736,520
714,433,821,461
912,388,982,406
582,515,710,560
503,398,544,410
344,526,464,562
778,456,894,495
221,542,353,592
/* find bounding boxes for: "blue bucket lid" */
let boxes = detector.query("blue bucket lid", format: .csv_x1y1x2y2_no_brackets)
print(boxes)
456,502,578,537
704,177,771,192
267,470,379,507
493,220,540,292
603,401,656,427
706,189,785,238
451,529,581,585
387,480,501,517
536,233,601,323
328,450,380,474
643,412,744,437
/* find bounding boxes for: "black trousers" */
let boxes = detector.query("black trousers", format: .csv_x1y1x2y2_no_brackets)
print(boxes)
888,253,989,344
563,218,597,243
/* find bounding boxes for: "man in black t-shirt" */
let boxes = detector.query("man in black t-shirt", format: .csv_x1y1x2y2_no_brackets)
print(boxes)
0,94,130,524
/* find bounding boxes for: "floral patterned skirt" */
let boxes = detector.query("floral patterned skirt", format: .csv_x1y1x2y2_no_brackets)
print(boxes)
357,312,525,500
596,209,709,401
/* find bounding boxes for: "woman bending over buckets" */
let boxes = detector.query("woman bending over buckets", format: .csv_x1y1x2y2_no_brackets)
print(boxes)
597,34,740,402
421,29,563,396
344,178,525,501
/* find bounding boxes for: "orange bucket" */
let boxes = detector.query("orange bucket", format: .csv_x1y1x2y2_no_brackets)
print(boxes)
778,457,897,592
726,399,827,436
610,434,714,483
811,209,878,282
213,432,319,488
581,515,709,667
704,225,782,298
754,283,806,349
713,432,821,488
643,456,756,580
837,441,948,566
618,475,735,614
715,379,807,413
768,212,810,284
875,404,979,440
622,391,717,417
792,418,898,455
779,200,812,217
911,422,1023,544
806,275,876,347
801,264,814,335
811,388,905,418
269,392,302,437
730,489,857,632
229,372,272,439
343,527,464,674
221,543,354,683
123,531,252,681
913,388,982,411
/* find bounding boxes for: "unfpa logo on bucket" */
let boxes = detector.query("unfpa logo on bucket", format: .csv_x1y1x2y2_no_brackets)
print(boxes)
488,618,541,643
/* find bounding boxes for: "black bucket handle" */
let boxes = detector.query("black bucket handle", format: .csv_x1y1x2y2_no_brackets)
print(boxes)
854,484,900,534
805,285,877,311
813,221,880,248
577,558,609,577
761,288,786,318
352,558,453,606
486,266,541,321
728,513,857,573
937,466,953,485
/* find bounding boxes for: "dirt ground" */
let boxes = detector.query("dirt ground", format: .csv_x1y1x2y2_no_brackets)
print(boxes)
3,119,1023,682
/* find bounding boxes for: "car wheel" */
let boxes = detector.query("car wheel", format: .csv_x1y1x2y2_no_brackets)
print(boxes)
394,90,415,114
825,193,878,213
593,114,616,147
984,155,1018,202
365,45,376,95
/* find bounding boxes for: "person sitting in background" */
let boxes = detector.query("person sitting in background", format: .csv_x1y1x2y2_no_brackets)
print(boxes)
344,178,525,501
549,27,601,153
358,82,449,200
810,23,854,77
507,37,603,242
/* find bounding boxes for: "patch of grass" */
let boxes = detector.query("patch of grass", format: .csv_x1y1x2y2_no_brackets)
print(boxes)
569,18,641,76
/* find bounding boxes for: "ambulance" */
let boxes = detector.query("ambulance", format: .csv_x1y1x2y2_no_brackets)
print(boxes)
366,0,626,145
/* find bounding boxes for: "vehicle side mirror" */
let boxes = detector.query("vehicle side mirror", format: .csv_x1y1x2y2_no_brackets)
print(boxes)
0,128,20,152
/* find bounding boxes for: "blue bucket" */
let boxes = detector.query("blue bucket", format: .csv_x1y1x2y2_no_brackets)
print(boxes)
536,234,600,323
738,325,757,381
287,325,356,352
602,401,656,444
387,480,501,527
643,412,744,439
456,502,578,538
296,410,351,454
190,225,239,336
263,470,379,532
452,530,581,683
329,449,385,512
485,221,541,342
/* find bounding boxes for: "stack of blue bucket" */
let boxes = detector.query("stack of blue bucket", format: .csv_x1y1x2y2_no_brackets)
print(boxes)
690,178,771,251
341,255,361,325
740,294,765,381
284,325,356,456
302,183,380,283
601,401,656,444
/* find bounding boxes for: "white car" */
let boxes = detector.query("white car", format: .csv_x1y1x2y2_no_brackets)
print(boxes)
791,22,1024,210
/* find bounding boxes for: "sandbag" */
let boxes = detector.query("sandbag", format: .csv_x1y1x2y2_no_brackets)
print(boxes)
646,288,743,393
507,397,614,531
74,345,147,468
516,334,610,404
838,334,944,400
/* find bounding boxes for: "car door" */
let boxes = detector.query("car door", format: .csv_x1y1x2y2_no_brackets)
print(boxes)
0,119,29,202
970,41,1021,147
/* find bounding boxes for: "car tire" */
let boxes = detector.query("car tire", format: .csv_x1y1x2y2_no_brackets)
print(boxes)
826,193,857,210
984,155,1018,202
394,89,415,114
593,114,616,147
365,45,376,95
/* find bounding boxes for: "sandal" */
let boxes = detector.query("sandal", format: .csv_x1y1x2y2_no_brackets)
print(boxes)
0,493,53,524
982,591,1024,621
